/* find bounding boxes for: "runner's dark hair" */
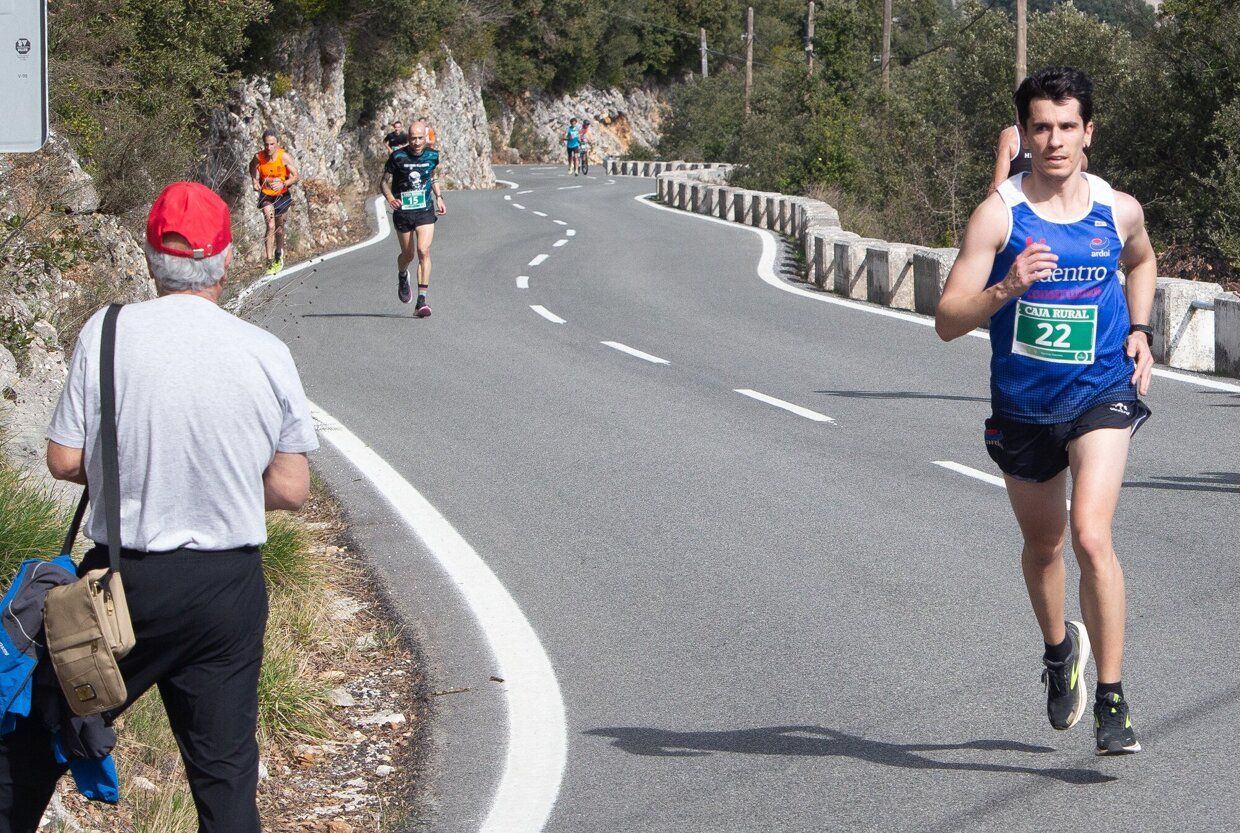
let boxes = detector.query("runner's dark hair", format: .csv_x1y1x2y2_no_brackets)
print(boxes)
1015,67,1093,127
262,129,278,141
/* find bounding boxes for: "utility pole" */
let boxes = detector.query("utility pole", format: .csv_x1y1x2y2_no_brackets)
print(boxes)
881,0,892,89
700,27,709,78
1015,0,1027,89
806,1,815,74
744,7,754,117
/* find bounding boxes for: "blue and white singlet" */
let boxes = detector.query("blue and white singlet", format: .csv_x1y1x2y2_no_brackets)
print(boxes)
986,173,1136,424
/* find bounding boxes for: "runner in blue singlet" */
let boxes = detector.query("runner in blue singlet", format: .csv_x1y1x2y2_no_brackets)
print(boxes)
936,67,1157,757
564,118,582,175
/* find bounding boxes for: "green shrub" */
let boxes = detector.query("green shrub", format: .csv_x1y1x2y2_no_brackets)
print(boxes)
0,460,73,585
261,513,324,595
623,142,659,162
270,72,293,98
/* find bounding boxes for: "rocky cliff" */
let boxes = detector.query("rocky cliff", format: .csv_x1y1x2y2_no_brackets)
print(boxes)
493,86,667,163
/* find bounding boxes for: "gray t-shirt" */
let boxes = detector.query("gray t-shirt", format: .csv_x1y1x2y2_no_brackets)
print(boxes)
47,295,318,551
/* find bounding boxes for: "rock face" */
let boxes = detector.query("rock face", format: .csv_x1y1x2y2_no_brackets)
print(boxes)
493,86,667,163
207,27,495,264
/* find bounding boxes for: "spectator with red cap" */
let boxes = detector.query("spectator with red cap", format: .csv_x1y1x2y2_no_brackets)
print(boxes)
0,181,318,832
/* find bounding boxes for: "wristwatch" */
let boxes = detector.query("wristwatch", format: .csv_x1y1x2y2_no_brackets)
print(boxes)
1129,324,1153,345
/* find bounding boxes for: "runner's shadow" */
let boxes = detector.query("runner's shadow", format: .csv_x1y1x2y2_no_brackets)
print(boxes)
814,389,988,403
300,313,418,320
584,725,1114,784
1122,472,1239,493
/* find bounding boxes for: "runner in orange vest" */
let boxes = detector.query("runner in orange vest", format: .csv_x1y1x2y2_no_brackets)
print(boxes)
248,130,300,275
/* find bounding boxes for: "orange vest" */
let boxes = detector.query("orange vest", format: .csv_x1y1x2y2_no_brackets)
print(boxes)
255,149,289,196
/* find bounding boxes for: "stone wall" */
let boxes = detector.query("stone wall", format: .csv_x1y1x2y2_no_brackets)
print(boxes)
493,86,667,163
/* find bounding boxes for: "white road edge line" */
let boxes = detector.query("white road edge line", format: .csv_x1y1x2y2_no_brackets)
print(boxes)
310,404,567,833
495,179,519,189
734,389,836,424
606,180,616,185
227,196,391,312
517,275,530,289
601,341,670,365
513,203,526,210
553,239,568,248
553,220,568,226
633,193,1240,394
557,185,583,191
532,211,548,217
529,254,549,267
566,230,576,237
531,305,566,324
933,460,1007,489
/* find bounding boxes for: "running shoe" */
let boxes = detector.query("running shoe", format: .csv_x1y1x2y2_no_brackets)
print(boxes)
1041,620,1091,730
272,256,283,273
415,296,431,318
397,271,412,304
1094,693,1141,755
264,259,280,276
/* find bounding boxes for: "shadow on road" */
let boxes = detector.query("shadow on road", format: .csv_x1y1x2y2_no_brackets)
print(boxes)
1123,472,1239,493
814,389,988,403
583,725,1114,784
300,313,418,320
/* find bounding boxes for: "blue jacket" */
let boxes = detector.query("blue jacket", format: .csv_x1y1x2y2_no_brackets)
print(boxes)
1,555,119,803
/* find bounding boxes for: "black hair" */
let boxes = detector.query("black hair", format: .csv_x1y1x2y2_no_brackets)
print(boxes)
262,129,278,141
1014,66,1094,127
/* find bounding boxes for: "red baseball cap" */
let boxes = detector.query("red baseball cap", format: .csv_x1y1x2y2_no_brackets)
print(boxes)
146,182,232,259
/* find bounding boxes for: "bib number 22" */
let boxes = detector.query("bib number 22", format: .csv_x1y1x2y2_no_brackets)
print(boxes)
1012,301,1098,364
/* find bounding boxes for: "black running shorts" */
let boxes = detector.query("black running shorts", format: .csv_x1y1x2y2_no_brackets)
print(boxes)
984,399,1152,483
392,208,436,233
258,191,292,216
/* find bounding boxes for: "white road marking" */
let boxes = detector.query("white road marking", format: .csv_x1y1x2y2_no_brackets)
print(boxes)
531,305,566,324
933,461,1007,489
734,389,837,424
606,179,616,185
601,341,670,365
557,185,583,191
504,195,512,201
532,211,548,217
529,254,549,266
495,179,519,189
517,275,530,289
310,404,566,833
517,189,533,195
227,196,391,312
553,239,568,248
513,203,526,210
635,193,1240,395
566,230,576,237
553,220,568,226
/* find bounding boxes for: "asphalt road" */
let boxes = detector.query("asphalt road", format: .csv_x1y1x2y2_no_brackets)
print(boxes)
253,166,1240,833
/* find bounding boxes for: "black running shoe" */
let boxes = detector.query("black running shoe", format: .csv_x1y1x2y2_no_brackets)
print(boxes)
1041,621,1091,730
398,271,412,304
1094,693,1141,755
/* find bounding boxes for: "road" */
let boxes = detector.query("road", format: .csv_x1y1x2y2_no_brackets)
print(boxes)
252,165,1240,833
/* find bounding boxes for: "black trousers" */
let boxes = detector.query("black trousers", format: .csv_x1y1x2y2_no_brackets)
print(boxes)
0,545,268,833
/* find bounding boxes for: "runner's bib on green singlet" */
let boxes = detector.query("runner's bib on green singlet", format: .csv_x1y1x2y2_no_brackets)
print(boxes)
400,189,428,211
1011,300,1098,364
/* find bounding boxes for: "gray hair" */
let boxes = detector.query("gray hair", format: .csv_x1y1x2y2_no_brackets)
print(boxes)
143,241,230,292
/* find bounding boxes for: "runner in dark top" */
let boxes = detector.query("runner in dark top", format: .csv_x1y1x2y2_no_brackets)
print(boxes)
380,120,445,316
384,119,407,151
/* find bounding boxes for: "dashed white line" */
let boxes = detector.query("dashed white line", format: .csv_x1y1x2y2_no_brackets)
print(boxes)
557,185,583,191
531,305,566,324
533,211,548,217
553,220,568,226
516,275,529,289
517,189,533,195
310,404,566,833
504,195,512,201
933,461,1006,489
513,203,526,210
529,254,549,266
601,341,670,365
606,179,616,185
553,239,568,248
566,230,576,237
734,389,837,424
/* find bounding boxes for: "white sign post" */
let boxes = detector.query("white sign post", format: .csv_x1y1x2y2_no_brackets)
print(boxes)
0,0,49,153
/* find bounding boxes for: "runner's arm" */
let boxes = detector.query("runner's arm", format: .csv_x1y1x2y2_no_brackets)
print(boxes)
282,155,300,188
432,163,446,215
249,157,262,192
379,171,400,210
988,128,1014,195
1115,191,1156,394
935,195,1058,341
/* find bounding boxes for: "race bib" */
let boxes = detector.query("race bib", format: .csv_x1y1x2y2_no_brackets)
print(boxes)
400,189,428,211
1012,300,1098,364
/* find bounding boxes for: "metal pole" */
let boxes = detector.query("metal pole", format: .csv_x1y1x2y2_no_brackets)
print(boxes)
700,27,709,78
1015,0,1027,88
882,0,892,88
745,7,754,117
806,1,815,73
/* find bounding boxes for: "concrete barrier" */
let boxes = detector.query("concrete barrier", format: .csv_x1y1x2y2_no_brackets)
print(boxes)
912,248,959,316
866,244,916,310
698,185,715,215
806,227,858,289
717,188,731,220
835,239,881,300
676,182,687,210
1215,294,1240,378
1152,277,1226,372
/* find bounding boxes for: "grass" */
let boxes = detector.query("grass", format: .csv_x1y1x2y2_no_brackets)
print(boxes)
0,457,74,584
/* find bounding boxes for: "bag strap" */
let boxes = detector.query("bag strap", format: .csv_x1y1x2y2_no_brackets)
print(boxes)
60,490,89,557
99,304,123,578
